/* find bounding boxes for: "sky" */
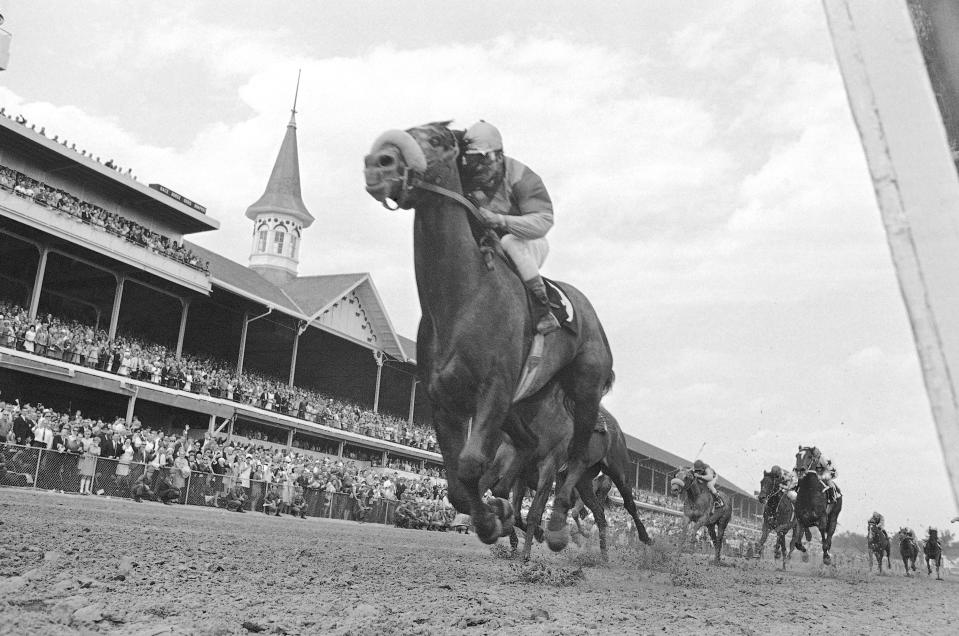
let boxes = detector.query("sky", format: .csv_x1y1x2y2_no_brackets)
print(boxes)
1,0,956,532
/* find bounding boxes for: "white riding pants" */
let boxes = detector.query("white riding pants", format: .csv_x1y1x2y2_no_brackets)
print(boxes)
501,235,549,281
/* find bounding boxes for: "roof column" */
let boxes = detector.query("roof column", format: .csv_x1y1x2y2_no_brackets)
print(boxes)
27,245,48,321
289,320,307,387
175,298,190,359
108,275,125,340
372,350,384,413
407,378,418,425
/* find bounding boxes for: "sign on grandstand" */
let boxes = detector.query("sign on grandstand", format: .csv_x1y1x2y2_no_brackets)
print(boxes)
148,183,207,214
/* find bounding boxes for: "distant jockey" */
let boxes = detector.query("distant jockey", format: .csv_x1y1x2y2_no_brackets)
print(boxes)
693,460,724,508
461,121,560,336
791,446,839,503
868,511,885,531
770,465,797,494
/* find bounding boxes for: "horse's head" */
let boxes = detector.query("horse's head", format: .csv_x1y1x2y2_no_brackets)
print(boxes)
670,468,694,497
364,121,463,210
758,468,780,503
795,446,820,473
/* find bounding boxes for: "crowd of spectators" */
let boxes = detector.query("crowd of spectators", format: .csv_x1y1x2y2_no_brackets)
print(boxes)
0,396,447,512
1,163,209,274
0,299,440,455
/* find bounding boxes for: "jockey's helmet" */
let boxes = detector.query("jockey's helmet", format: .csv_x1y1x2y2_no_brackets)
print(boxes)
771,465,782,475
693,459,706,471
464,121,503,154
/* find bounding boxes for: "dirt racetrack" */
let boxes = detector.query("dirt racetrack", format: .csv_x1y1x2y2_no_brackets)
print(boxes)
0,489,954,636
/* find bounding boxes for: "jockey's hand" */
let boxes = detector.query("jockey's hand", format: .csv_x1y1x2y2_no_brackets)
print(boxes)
476,205,505,230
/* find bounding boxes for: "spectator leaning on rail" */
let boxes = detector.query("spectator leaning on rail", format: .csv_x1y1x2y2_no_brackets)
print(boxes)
461,121,560,335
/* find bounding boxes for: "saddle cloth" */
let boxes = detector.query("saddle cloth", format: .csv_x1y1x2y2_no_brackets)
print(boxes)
542,277,576,334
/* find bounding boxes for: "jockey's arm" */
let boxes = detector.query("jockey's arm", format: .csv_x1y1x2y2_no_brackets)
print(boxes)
501,163,554,240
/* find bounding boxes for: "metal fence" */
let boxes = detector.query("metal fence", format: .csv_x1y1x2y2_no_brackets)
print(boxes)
0,443,400,524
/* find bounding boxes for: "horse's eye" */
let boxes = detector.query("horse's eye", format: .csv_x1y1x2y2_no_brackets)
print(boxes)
429,136,442,148
377,155,394,168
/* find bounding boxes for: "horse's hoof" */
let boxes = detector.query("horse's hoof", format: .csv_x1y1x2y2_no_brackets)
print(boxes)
533,526,545,543
544,527,569,552
474,514,503,545
822,555,831,566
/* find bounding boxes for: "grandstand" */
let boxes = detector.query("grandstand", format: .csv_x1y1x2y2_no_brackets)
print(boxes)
0,104,761,526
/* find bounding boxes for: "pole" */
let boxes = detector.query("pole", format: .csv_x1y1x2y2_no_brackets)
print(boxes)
33,447,42,489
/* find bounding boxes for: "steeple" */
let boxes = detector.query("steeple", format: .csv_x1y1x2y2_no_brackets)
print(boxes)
247,71,314,286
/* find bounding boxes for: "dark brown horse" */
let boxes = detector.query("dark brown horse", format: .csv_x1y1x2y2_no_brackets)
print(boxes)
867,522,891,575
791,447,842,566
897,528,919,576
483,387,650,561
670,467,732,564
364,122,614,549
756,469,797,569
924,528,943,580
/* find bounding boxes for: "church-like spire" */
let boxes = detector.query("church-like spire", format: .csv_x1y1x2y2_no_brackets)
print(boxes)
245,71,314,227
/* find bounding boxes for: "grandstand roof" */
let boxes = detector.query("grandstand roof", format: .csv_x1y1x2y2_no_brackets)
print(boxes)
0,116,218,234
184,241,413,362
623,432,754,498
244,113,314,227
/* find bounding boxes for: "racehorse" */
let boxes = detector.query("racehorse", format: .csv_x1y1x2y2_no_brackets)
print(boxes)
483,387,651,561
867,522,891,575
924,528,943,580
364,122,615,549
756,468,797,569
670,467,732,564
897,528,919,576
791,447,842,566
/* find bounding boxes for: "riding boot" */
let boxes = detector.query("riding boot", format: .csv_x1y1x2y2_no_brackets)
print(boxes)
524,276,561,335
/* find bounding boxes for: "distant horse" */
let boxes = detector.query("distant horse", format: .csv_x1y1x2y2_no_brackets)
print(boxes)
791,447,842,566
924,529,943,580
570,474,613,539
897,528,919,576
756,469,797,569
484,389,650,561
670,467,732,564
365,122,614,549
867,522,891,575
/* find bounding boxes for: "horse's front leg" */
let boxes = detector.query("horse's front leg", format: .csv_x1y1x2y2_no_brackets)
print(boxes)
576,473,610,562
756,524,771,559
432,408,472,516
545,390,601,552
457,388,514,544
522,464,557,562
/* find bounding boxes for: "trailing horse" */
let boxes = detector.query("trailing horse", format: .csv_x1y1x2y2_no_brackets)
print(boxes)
670,467,732,564
867,523,891,575
364,122,615,549
790,447,842,566
483,387,651,562
897,529,919,576
756,468,798,569
924,528,943,580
